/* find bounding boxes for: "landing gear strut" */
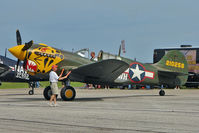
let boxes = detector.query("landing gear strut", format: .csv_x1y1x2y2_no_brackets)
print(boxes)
28,82,35,95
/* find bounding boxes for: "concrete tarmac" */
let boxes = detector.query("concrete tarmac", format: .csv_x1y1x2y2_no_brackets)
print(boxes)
0,88,199,133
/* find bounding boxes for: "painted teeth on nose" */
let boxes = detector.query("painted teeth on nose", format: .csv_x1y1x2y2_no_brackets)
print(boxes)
28,66,30,71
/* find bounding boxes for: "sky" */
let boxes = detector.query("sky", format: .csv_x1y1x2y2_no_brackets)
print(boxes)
0,0,199,63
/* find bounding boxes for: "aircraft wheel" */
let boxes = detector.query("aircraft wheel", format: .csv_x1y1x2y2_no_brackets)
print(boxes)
60,86,76,101
28,90,34,95
43,86,52,100
159,90,165,96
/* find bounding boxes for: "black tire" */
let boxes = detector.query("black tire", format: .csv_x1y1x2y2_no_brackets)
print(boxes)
60,86,76,101
28,90,34,95
43,86,52,100
159,90,165,96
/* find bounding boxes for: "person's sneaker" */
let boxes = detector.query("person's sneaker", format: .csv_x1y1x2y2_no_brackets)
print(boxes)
54,103,59,107
48,103,54,107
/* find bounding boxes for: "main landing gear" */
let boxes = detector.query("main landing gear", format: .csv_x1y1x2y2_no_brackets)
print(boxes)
43,86,52,100
43,82,76,101
60,86,76,101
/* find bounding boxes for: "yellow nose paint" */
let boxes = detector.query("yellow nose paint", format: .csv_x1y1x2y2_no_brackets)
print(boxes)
26,44,64,75
9,43,64,75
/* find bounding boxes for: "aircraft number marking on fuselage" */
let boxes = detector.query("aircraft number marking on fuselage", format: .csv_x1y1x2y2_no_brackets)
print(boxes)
117,72,128,81
14,65,30,80
117,68,129,81
166,60,184,69
0,58,29,80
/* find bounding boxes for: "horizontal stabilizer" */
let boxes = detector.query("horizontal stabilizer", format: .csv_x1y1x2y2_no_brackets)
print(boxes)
158,70,188,77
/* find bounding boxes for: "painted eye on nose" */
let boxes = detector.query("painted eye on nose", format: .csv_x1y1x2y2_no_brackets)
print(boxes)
34,51,56,58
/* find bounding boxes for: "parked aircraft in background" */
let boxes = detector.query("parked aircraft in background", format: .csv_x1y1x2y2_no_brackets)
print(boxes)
8,30,189,101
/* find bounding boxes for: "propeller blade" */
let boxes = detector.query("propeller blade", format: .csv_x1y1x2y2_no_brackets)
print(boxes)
16,59,20,74
23,60,27,70
16,29,22,45
22,40,33,51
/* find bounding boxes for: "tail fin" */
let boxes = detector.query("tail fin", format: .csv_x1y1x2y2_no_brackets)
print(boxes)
155,50,188,74
155,50,188,86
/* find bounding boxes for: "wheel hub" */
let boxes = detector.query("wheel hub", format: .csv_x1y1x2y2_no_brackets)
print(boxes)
65,89,73,99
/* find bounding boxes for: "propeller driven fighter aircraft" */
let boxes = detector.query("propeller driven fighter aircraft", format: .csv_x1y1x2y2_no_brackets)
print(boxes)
9,30,188,101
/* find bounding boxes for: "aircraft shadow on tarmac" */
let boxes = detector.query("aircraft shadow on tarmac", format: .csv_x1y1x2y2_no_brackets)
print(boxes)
0,94,176,103
0,93,40,96
74,95,176,102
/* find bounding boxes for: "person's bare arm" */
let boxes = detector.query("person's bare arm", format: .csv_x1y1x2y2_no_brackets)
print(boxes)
59,69,65,78
59,71,71,80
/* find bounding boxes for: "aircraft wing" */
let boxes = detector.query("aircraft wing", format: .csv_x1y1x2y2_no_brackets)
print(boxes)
0,63,11,77
71,59,129,85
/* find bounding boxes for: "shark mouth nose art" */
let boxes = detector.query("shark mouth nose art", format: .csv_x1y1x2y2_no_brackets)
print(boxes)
25,60,37,73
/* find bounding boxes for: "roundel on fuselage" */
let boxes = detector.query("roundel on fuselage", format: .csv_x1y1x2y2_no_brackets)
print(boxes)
128,62,155,83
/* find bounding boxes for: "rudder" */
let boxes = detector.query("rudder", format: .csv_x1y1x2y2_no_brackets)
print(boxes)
155,50,188,74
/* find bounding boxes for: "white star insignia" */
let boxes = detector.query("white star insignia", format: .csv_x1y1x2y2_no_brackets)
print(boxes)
130,64,145,80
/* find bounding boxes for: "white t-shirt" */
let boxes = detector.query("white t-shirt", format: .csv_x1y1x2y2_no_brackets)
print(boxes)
49,71,59,83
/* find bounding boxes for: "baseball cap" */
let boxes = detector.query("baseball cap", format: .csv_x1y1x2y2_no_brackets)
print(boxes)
52,65,58,69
